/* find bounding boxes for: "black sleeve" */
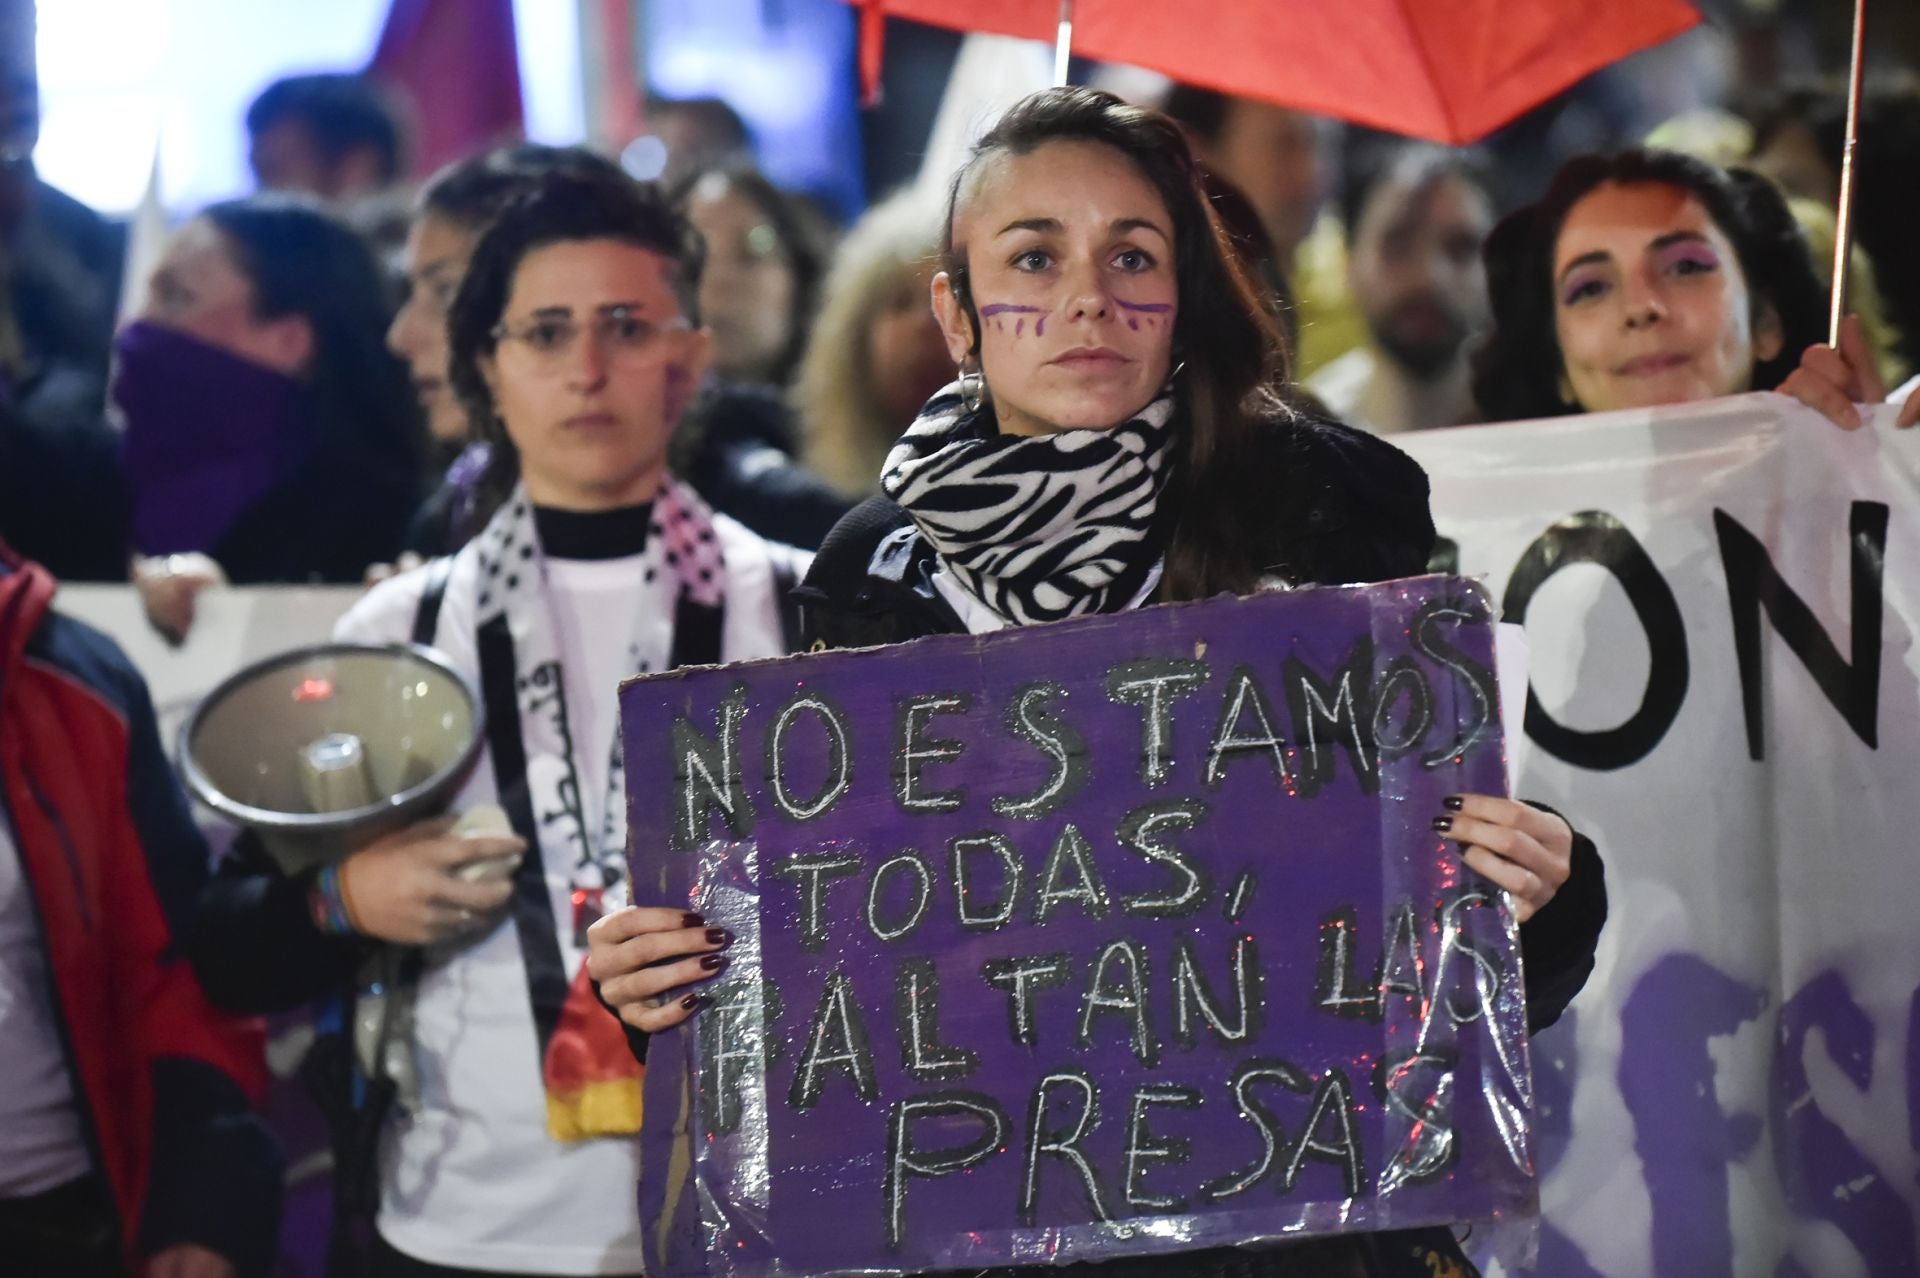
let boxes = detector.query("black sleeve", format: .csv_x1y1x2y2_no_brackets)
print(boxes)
1297,412,1436,575
184,833,366,1014
593,977,651,1066
139,1057,284,1277
1516,805,1607,1035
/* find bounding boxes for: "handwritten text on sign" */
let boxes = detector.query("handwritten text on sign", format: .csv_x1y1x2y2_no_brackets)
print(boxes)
623,578,1534,1275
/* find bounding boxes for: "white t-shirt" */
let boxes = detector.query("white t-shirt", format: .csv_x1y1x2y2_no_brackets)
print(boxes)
336,515,801,1275
0,816,93,1197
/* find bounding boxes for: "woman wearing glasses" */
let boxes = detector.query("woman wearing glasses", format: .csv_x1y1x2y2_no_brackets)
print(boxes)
189,175,808,1278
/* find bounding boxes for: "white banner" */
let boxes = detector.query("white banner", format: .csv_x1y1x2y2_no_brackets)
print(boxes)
1398,393,1920,1278
56,584,360,757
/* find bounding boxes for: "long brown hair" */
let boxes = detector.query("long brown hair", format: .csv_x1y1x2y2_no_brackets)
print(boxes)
941,87,1291,599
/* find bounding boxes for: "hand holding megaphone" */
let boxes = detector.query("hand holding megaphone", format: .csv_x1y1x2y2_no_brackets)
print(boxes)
336,809,526,947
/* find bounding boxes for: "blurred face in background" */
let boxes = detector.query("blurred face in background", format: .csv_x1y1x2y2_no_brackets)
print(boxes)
867,257,950,424
480,238,711,509
1551,181,1781,413
683,173,798,385
389,211,481,444
1199,100,1324,259
1348,170,1493,380
136,217,311,373
935,140,1178,437
249,119,384,201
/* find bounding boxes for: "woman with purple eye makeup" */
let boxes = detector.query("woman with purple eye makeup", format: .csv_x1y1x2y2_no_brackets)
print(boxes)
1472,149,1826,423
591,86,1609,1278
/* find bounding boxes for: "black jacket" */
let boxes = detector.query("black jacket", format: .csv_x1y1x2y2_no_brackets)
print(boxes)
796,412,1607,1278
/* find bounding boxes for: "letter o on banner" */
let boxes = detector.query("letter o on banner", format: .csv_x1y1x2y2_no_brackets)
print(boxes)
1503,510,1689,770
867,852,933,942
769,695,852,820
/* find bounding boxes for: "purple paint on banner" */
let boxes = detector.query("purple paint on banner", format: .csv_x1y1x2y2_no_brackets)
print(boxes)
624,578,1533,1276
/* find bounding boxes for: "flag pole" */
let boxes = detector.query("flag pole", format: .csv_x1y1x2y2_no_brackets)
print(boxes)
1054,0,1075,86
1829,0,1867,347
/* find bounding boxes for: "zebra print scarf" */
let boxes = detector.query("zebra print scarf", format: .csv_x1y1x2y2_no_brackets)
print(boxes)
879,382,1177,625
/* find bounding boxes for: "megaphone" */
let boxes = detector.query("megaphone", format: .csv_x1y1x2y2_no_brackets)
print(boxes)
180,642,485,873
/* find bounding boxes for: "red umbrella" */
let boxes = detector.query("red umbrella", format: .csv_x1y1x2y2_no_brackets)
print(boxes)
851,0,1700,145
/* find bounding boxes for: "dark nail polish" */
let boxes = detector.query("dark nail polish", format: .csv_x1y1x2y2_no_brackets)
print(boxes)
705,927,732,947
680,992,704,1011
681,911,706,928
699,953,729,971
1432,816,1453,833
1442,795,1464,811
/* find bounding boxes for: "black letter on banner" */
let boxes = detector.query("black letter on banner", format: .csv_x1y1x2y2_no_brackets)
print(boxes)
1376,901,1426,1016
771,852,861,952
1410,596,1501,769
983,954,1071,1046
896,693,970,813
766,692,851,821
699,978,775,1137
1374,1047,1459,1189
1284,639,1380,796
895,958,976,1082
1172,935,1263,1048
865,851,933,943
1116,799,1212,917
1020,1071,1111,1226
1078,940,1158,1066
1371,656,1434,756
951,833,1024,930
1125,1086,1202,1211
1105,658,1209,786
670,684,753,850
1284,1070,1365,1198
1713,502,1887,759
1205,666,1293,788
993,681,1089,819
1203,1059,1312,1200
790,970,877,1110
1502,511,1687,770
1315,906,1379,1022
1033,824,1111,922
1436,890,1504,1026
885,1092,1008,1250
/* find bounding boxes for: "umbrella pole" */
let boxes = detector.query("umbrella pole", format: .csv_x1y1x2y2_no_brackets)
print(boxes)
1054,0,1075,86
1829,0,1867,348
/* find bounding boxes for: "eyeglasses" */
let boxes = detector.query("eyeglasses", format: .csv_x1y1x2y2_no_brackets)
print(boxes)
490,305,690,367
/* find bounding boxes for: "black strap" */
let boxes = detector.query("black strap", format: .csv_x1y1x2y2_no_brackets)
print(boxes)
670,590,726,669
476,585,725,1058
410,555,456,647
770,553,804,654
477,614,571,1054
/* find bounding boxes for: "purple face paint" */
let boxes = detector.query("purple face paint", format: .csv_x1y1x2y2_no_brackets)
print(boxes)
979,303,1047,338
1117,299,1174,331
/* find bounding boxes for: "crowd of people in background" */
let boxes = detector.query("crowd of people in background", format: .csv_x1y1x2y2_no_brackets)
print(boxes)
7,64,1919,607
4,31,1920,1278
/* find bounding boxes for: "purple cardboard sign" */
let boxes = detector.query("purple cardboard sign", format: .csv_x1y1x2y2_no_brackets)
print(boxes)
623,577,1534,1276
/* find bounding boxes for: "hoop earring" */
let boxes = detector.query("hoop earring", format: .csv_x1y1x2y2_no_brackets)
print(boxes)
958,357,986,414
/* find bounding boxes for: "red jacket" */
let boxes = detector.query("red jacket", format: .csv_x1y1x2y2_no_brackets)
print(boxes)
0,549,280,1274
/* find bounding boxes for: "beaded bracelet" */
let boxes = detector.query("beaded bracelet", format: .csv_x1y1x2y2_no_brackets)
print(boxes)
309,863,359,937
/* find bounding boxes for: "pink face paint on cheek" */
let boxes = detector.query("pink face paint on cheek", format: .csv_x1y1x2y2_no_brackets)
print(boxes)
664,364,693,423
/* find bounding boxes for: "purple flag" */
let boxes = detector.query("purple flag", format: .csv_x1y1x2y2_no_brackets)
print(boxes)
622,576,1535,1275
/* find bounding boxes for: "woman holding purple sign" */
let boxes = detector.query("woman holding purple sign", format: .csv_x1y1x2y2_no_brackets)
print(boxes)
591,88,1606,1277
